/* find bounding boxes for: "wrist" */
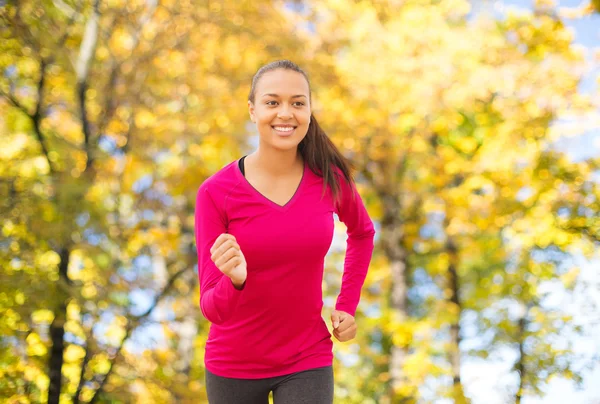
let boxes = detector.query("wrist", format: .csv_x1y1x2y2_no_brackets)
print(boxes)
231,277,246,290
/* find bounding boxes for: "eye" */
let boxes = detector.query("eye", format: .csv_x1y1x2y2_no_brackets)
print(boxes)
265,100,278,106
293,102,305,107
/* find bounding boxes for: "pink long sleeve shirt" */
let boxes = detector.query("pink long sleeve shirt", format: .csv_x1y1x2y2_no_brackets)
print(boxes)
195,158,375,379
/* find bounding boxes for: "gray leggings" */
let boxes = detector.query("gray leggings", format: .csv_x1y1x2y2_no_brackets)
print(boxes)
205,366,334,404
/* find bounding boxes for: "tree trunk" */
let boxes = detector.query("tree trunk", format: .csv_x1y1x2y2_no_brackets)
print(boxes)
446,236,469,404
48,247,71,404
381,215,412,403
515,314,527,404
48,303,66,404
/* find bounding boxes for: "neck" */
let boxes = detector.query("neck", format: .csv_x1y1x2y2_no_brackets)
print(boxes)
248,146,303,177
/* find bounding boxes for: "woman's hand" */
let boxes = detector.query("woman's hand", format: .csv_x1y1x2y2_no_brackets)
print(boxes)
210,234,247,289
330,310,357,342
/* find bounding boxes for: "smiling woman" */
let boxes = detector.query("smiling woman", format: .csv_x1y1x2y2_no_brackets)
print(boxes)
194,60,376,404
249,69,311,151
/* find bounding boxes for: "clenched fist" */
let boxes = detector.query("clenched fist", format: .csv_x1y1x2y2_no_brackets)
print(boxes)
210,234,247,289
331,310,357,342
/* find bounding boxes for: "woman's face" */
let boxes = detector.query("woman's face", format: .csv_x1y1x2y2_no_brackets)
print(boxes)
248,69,311,152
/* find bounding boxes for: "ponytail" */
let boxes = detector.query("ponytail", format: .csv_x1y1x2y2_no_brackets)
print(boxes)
299,114,355,204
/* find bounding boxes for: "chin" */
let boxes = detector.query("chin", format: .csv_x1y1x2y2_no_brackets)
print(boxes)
269,141,302,152
259,134,307,151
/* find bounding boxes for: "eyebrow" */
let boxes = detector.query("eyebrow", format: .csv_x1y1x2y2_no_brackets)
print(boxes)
261,94,308,99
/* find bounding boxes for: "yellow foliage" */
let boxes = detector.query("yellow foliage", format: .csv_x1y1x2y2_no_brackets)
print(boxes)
26,333,47,356
36,250,61,268
0,133,30,159
92,354,111,374
31,309,54,324
81,283,97,299
135,109,157,129
403,350,434,382
560,267,580,288
391,322,415,348
65,319,85,340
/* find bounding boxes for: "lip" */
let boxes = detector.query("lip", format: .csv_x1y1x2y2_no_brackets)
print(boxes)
271,125,297,137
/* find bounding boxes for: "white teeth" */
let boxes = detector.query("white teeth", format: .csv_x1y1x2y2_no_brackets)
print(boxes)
274,126,294,132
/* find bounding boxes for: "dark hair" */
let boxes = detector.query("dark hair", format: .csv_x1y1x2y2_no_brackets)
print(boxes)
248,60,355,203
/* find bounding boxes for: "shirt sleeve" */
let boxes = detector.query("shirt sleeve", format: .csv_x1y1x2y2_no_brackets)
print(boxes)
195,185,244,324
334,175,376,317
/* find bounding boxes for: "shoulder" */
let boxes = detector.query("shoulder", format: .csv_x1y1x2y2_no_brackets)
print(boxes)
197,159,242,202
331,164,355,192
307,162,351,183
331,164,348,180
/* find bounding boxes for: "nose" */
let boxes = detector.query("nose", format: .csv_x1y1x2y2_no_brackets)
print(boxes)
277,104,292,119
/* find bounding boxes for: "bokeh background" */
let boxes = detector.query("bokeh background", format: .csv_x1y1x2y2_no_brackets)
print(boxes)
1,0,599,403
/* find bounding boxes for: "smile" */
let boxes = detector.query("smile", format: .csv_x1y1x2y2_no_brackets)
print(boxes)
272,126,297,136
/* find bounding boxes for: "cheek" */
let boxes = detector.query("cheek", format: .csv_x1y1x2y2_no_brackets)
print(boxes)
298,111,312,126
257,111,276,124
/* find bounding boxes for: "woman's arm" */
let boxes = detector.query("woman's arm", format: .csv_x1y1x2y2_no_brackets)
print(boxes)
334,175,376,317
195,185,244,325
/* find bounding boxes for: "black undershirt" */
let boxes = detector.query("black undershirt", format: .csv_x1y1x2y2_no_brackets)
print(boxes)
239,156,246,176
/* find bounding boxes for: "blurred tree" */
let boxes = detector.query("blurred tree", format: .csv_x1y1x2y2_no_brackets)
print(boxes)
293,0,600,402
0,0,305,402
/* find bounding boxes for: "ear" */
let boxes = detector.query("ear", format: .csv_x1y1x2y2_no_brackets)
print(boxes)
248,101,256,123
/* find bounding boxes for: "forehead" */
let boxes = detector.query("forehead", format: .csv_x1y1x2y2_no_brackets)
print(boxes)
256,69,310,96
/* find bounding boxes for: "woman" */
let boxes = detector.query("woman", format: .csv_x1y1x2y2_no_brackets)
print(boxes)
195,60,375,404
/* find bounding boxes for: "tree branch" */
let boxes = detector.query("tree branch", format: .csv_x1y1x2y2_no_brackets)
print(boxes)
76,0,101,173
96,0,167,139
0,88,30,115
32,58,54,174
2,0,84,175
72,327,93,404
88,266,190,404
10,1,42,53
53,0,82,51
560,224,600,243
0,58,54,174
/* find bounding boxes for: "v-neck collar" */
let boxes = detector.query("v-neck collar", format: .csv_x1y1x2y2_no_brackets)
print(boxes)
235,156,307,211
